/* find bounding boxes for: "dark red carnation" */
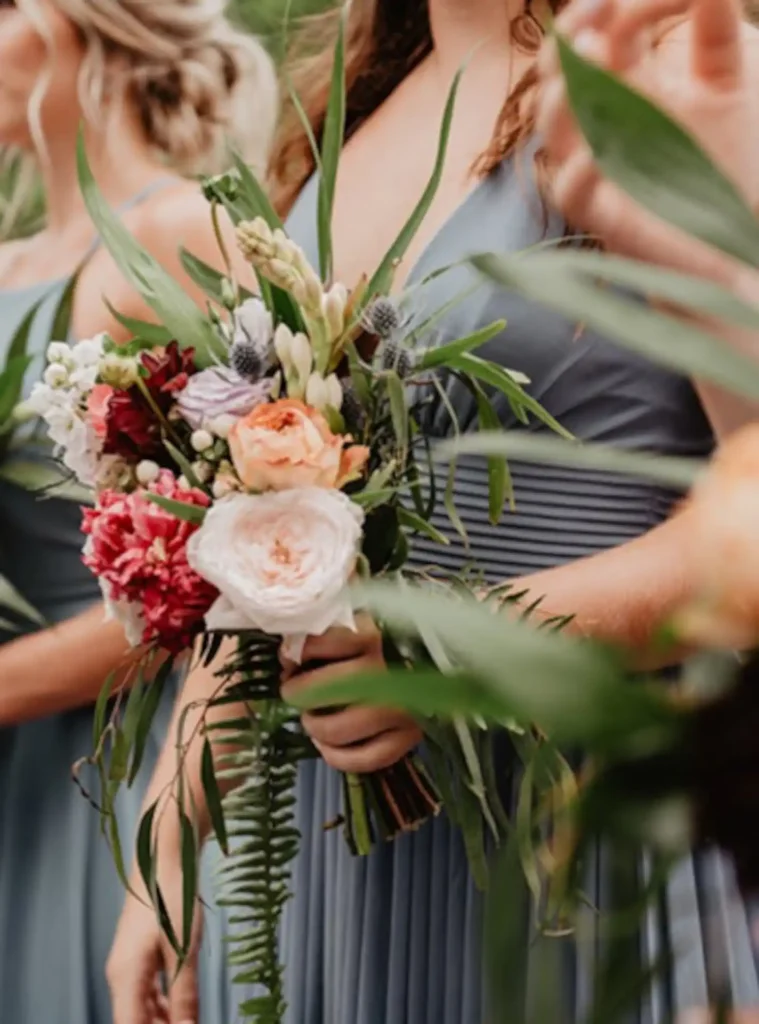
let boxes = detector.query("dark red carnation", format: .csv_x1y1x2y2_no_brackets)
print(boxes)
103,342,196,462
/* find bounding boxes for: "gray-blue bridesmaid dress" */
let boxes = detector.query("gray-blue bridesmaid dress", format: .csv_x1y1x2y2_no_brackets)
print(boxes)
0,189,242,1024
273,154,759,1023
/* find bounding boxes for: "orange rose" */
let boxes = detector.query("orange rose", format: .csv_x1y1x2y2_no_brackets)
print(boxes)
678,424,759,647
228,398,369,492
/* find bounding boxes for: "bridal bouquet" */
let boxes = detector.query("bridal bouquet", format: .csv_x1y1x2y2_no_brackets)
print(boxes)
23,18,567,1021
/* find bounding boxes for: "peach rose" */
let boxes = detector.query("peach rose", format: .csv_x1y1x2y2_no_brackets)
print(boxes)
677,424,759,647
87,384,115,440
228,398,369,492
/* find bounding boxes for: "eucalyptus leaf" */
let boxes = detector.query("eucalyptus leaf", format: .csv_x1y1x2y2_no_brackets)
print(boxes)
385,371,409,454
439,432,705,492
473,252,759,403
471,381,512,522
0,355,34,424
0,458,94,503
558,35,759,268
49,269,80,343
76,136,222,368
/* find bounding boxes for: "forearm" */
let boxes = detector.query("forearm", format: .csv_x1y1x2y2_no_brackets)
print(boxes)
0,603,144,725
135,639,248,868
512,505,697,669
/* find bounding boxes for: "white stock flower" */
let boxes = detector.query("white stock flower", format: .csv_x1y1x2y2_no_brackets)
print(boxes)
187,488,364,662
99,578,146,648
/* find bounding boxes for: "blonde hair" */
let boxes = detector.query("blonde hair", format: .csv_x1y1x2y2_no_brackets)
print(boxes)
20,0,278,176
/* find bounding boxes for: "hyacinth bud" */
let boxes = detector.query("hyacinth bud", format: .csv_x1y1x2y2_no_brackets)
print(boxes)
365,297,401,339
325,374,343,411
290,333,314,389
267,258,301,294
136,460,161,486
43,363,69,388
236,217,276,265
273,323,294,367
305,372,329,411
323,285,347,340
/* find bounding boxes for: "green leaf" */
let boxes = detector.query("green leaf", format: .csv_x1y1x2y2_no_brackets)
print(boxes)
143,492,207,526
0,355,34,424
137,802,159,899
180,248,252,308
514,248,759,333
317,6,347,281
557,35,759,267
0,572,44,626
201,738,229,855
417,319,509,371
299,581,681,753
385,370,408,455
397,506,450,545
164,440,207,493
103,300,174,346
76,135,222,368
439,432,705,492
49,269,80,343
129,658,173,785
364,64,464,301
0,458,93,503
179,810,197,954
92,673,116,751
450,350,572,438
472,382,512,523
230,150,285,232
474,250,759,404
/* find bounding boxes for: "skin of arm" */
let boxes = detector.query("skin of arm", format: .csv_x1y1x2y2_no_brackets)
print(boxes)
0,187,251,725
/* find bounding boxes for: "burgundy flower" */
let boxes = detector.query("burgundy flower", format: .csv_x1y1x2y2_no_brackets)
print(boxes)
103,342,196,462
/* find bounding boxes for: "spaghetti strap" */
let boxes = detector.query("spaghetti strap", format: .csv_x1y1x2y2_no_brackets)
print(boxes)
78,176,179,267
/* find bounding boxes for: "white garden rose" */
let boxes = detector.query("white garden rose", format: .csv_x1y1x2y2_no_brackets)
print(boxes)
187,487,365,661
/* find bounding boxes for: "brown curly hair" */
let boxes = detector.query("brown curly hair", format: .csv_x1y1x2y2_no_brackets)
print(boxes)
268,0,568,216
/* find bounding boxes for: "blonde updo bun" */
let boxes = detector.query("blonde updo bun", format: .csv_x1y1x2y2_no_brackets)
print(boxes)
32,0,278,175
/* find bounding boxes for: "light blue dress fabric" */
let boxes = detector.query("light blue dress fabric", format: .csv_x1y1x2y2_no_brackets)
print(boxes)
0,192,241,1024
267,156,759,1023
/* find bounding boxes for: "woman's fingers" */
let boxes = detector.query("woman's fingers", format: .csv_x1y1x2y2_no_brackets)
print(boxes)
280,653,383,705
314,726,423,774
302,703,413,748
165,953,199,1024
691,0,743,87
556,0,616,37
107,945,162,1024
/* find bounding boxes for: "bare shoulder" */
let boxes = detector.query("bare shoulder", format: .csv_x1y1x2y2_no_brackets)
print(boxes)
74,178,251,341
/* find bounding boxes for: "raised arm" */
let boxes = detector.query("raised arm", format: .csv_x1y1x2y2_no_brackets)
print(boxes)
537,0,759,437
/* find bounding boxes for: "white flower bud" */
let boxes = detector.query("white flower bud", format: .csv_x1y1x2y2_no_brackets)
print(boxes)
43,363,69,388
305,372,329,411
46,342,72,366
323,289,346,340
136,460,161,486
212,476,235,500
273,323,294,369
290,332,313,386
177,475,191,490
191,429,214,453
208,413,238,440
100,352,139,389
325,374,343,411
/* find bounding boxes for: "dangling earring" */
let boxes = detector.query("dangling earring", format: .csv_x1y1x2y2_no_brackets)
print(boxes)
510,1,544,54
